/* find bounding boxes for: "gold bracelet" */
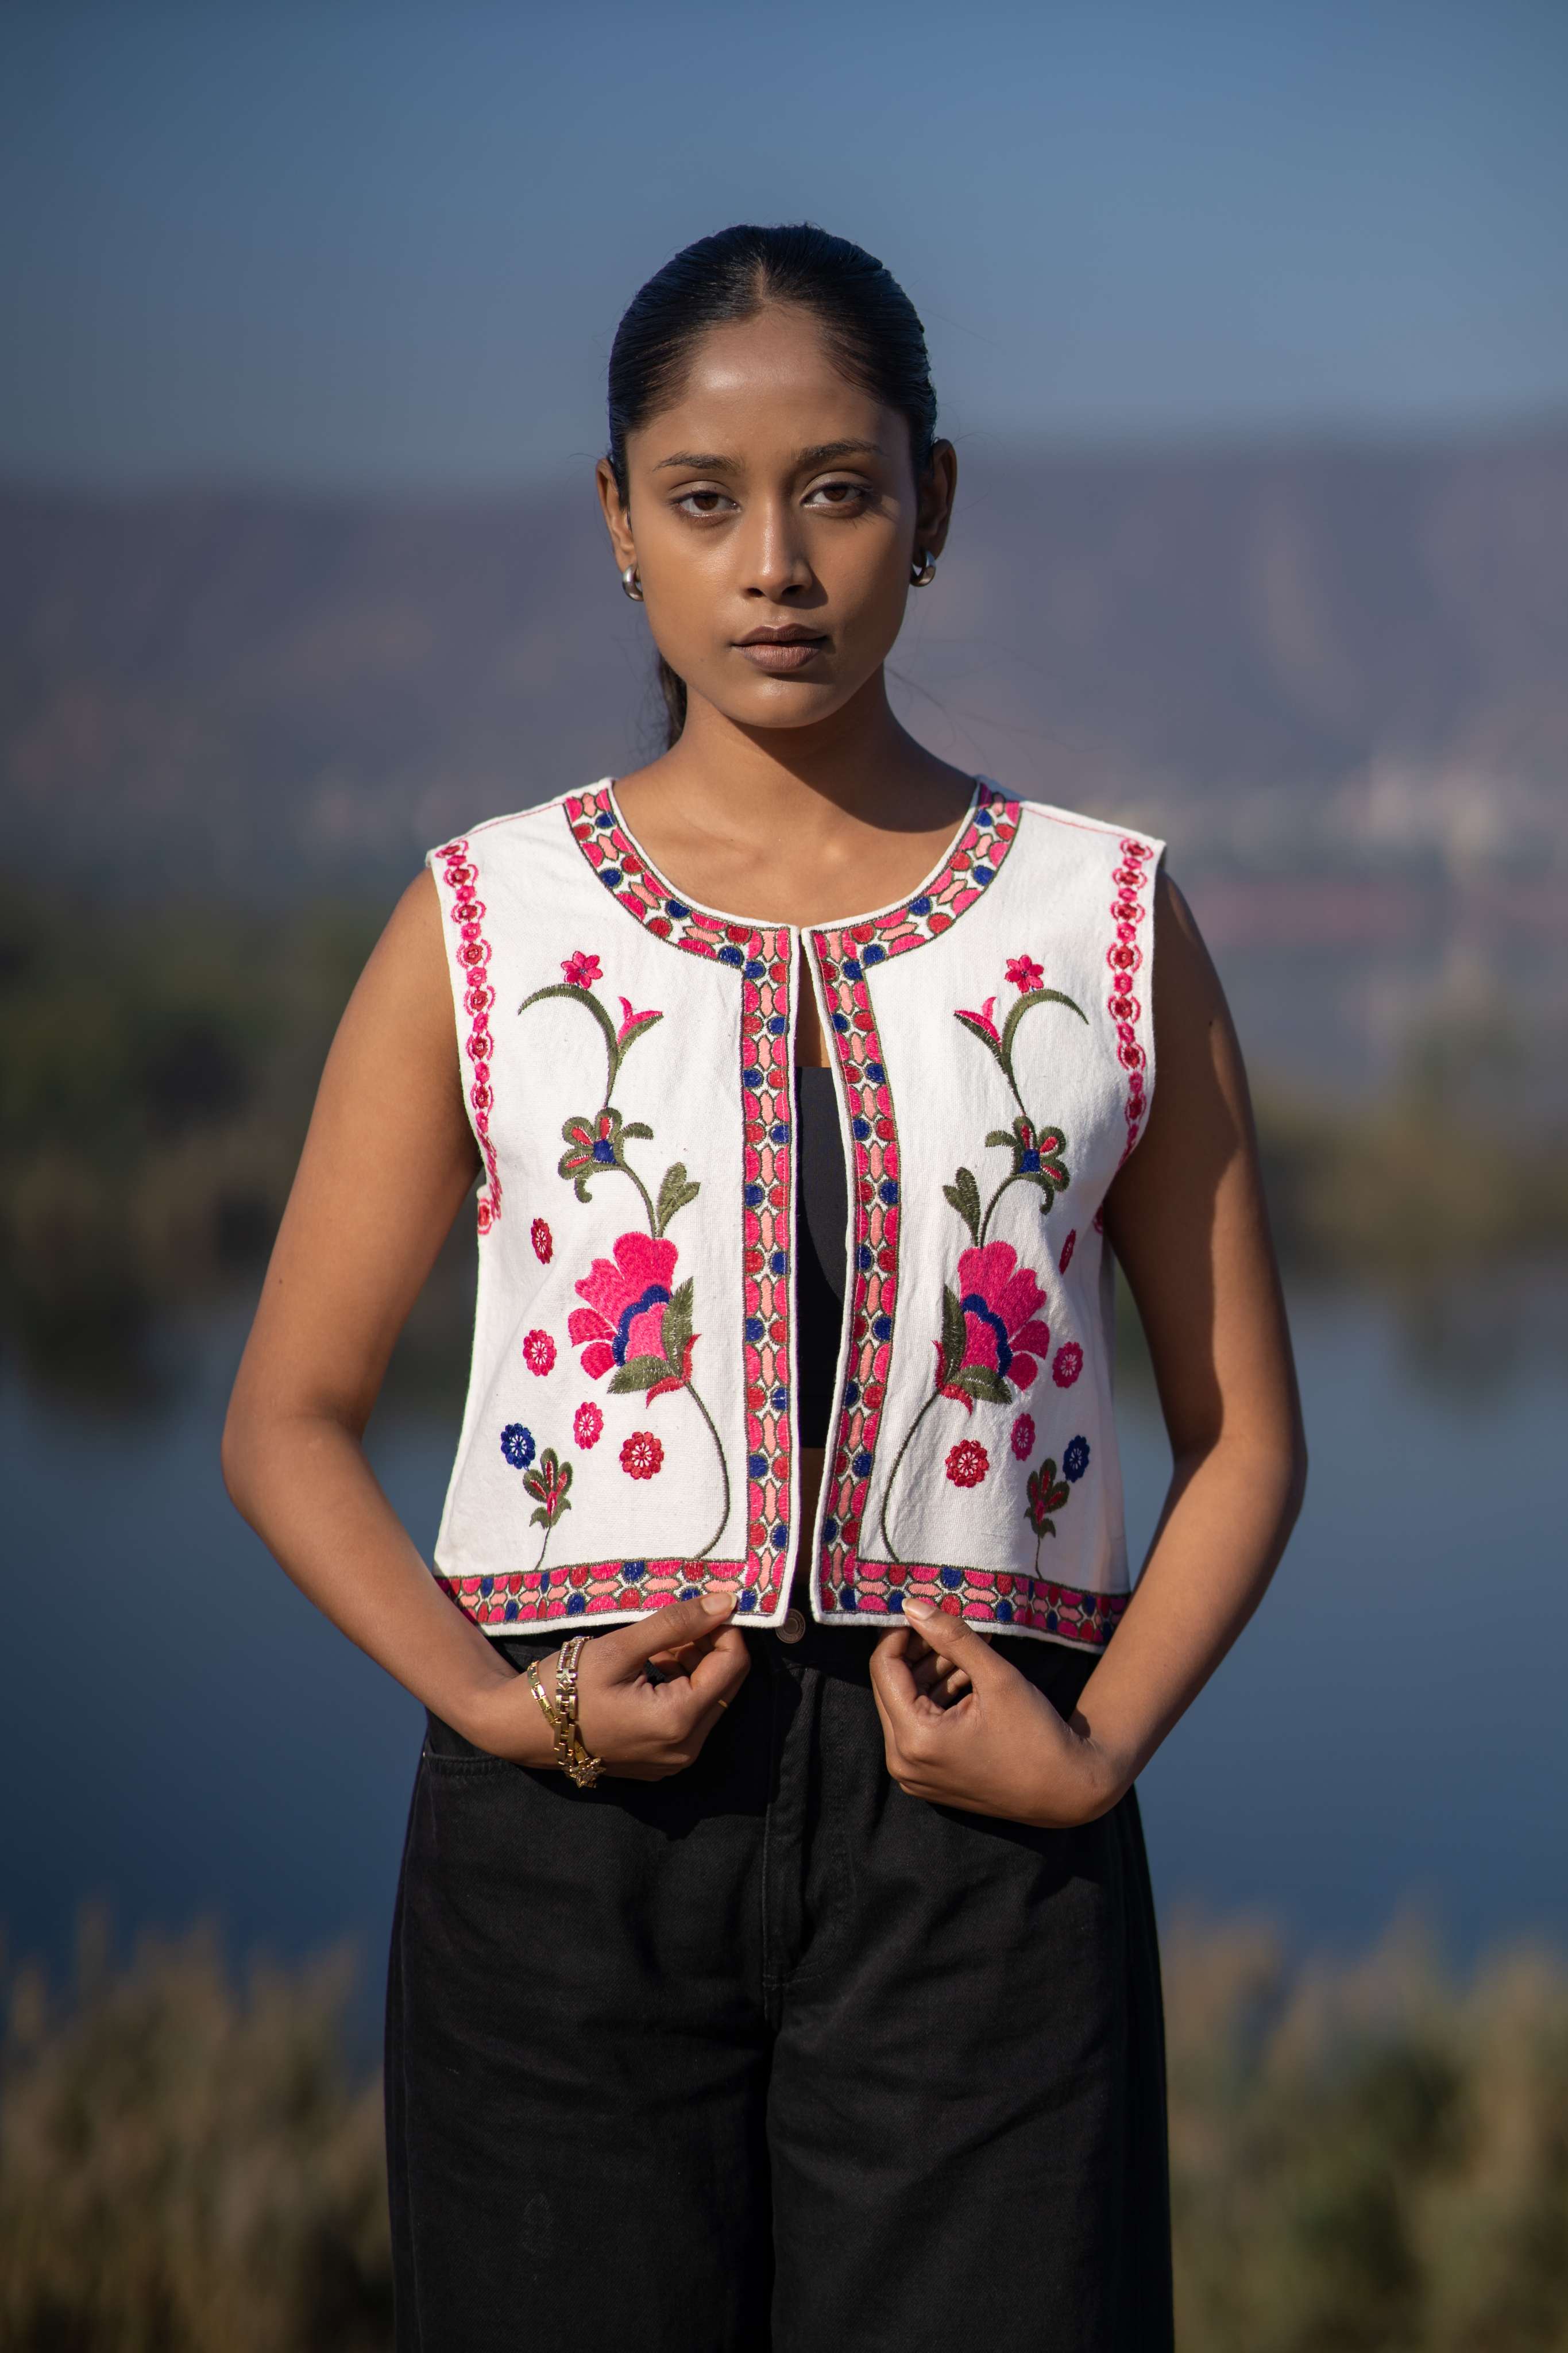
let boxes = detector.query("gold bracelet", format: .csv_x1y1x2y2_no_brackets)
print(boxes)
523,1643,602,1785
525,1657,562,1745
553,1634,603,1789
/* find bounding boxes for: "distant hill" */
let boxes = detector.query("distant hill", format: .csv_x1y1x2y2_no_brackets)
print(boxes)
4,421,1565,902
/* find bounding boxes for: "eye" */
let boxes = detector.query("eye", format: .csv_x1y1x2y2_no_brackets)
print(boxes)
805,477,873,511
673,487,737,518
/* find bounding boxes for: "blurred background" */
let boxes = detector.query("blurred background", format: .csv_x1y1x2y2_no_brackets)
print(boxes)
3,2,1566,2346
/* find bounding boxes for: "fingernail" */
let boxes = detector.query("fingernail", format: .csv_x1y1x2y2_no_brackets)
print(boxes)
903,1597,934,1621
701,1591,736,1616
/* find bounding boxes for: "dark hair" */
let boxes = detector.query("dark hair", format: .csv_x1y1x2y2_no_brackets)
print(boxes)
607,222,940,747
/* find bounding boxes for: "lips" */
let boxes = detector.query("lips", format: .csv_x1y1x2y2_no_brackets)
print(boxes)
733,627,828,674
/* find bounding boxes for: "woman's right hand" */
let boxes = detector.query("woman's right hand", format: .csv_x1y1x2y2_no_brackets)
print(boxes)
465,1591,750,1779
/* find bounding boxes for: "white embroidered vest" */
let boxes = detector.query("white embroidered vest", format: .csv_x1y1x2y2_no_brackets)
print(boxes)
426,779,1164,1650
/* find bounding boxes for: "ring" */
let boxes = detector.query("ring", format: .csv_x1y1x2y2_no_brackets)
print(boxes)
716,1698,731,1710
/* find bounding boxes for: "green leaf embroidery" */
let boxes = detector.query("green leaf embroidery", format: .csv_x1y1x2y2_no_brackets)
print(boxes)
999,985,1088,1078
939,1285,967,1384
941,1165,982,1244
607,1353,674,1395
655,1162,701,1235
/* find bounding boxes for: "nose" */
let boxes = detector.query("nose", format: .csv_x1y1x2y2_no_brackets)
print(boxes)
737,493,814,604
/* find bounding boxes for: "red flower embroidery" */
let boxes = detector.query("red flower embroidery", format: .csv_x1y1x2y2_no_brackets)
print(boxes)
561,950,603,989
522,1328,556,1377
569,1232,682,1386
946,1438,990,1488
573,1401,604,1449
1059,1228,1076,1273
616,993,662,1044
954,993,1000,1045
531,1217,553,1264
937,1240,1052,1411
620,1430,665,1481
1006,954,1044,992
1052,1341,1083,1388
1011,1413,1036,1461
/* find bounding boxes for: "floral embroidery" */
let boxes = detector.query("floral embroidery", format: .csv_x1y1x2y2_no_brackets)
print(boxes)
500,1423,535,1471
569,1233,682,1384
880,1240,1050,1559
620,1430,665,1481
520,957,732,1560
944,958,1086,1247
1059,1228,1076,1273
1011,1412,1036,1461
434,839,502,1232
520,1445,573,1569
1107,839,1155,1167
1025,1457,1073,1569
531,1217,553,1264
939,1242,1053,1408
1063,1433,1090,1482
1052,1341,1083,1388
946,1438,990,1489
522,1328,556,1377
573,1401,604,1449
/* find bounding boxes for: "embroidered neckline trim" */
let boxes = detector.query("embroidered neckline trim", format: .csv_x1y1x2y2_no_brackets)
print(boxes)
565,777,1020,958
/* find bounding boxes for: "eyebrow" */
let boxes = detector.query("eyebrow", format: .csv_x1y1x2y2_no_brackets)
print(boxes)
650,438,886,474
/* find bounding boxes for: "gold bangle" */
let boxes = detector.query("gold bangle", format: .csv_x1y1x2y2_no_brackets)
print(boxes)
553,1634,603,1789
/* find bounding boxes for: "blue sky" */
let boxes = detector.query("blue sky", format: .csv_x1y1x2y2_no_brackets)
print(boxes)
3,0,1565,485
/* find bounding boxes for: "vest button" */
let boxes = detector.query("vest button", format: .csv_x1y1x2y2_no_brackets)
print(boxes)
777,1608,808,1644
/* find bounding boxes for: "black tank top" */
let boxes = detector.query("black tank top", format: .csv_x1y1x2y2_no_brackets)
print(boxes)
794,1065,848,1445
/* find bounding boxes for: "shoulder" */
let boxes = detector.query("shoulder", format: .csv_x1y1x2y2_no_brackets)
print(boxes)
425,785,592,874
1000,785,1165,865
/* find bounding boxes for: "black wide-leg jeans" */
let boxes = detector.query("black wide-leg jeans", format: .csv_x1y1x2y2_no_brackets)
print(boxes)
385,1610,1172,2352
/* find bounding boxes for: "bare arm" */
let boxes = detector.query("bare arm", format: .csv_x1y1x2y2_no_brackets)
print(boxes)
221,872,747,1774
870,865,1310,1822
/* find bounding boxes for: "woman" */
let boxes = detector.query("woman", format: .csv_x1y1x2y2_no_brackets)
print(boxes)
223,223,1307,2352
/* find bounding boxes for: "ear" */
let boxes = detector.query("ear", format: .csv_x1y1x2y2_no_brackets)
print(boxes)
596,458,638,573
915,438,958,562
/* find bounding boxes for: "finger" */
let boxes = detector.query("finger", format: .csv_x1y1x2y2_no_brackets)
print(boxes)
680,1625,751,1709
597,1591,738,1679
869,1626,924,1712
901,1600,1004,1686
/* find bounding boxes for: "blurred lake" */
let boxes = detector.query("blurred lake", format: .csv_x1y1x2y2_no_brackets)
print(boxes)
5,1267,1566,1997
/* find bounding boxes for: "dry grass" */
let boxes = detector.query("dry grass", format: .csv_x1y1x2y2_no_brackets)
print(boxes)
0,1914,390,2353
4,1910,1567,2351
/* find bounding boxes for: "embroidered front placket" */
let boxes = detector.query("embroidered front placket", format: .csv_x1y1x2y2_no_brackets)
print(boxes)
426,779,1165,1651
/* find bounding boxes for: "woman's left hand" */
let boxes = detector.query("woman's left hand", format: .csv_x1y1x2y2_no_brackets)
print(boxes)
869,1599,1129,1828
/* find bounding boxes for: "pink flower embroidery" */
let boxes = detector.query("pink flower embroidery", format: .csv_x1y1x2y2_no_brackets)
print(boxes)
1006,954,1044,992
620,1429,665,1481
561,950,603,989
569,1232,681,1385
937,1240,1052,1412
1059,1228,1076,1274
1011,1413,1036,1461
522,1328,556,1377
531,1217,553,1264
573,1401,604,1449
616,993,662,1044
954,993,999,1045
1052,1341,1083,1388
946,1438,990,1489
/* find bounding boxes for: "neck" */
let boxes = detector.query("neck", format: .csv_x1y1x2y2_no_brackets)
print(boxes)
647,669,961,846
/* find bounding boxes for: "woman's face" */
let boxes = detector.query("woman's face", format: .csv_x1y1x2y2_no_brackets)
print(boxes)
597,304,955,735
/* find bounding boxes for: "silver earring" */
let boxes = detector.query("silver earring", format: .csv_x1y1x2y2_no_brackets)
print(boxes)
910,549,937,587
620,563,644,602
